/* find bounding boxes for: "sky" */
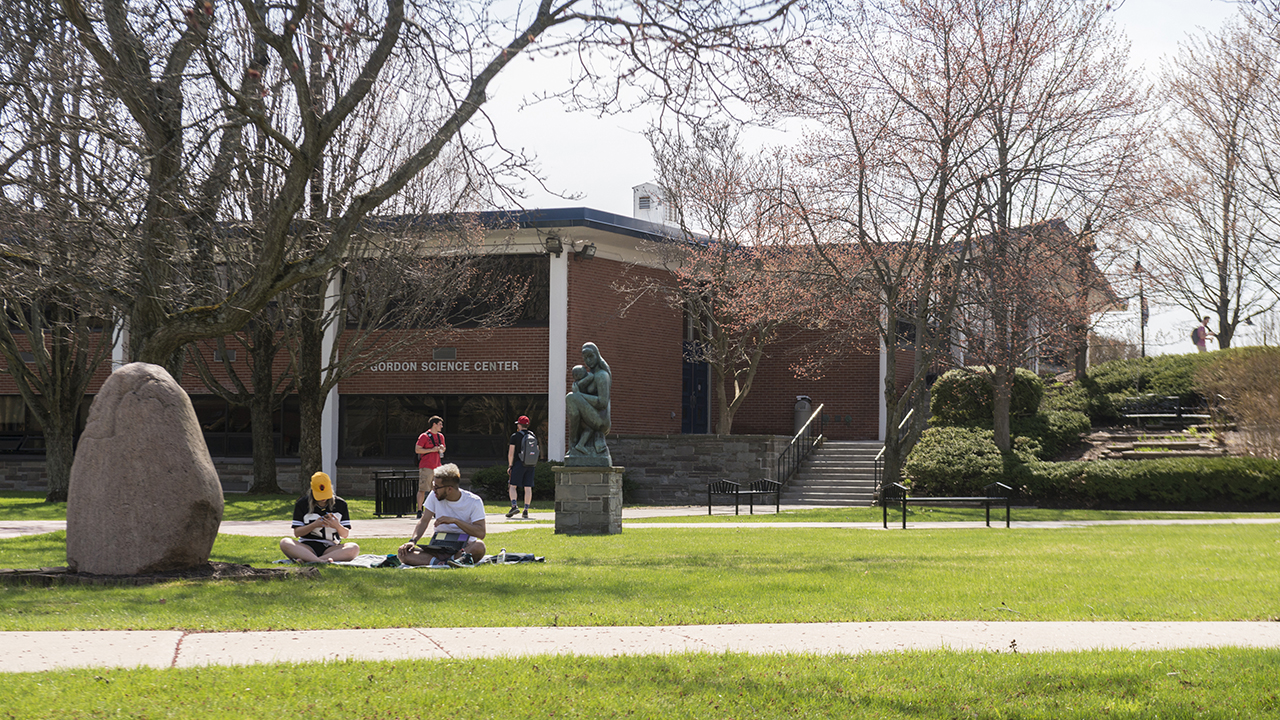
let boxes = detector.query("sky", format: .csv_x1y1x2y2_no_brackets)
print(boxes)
480,0,1255,354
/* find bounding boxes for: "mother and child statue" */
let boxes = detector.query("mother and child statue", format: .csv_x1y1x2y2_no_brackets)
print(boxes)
564,341,613,467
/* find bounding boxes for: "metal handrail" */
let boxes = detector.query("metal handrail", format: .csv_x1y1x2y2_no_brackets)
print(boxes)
873,408,915,496
776,403,825,486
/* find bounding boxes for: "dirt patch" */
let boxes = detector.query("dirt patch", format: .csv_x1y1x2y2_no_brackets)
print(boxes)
0,562,317,587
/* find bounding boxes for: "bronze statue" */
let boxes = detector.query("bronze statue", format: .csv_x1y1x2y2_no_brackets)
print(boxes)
565,342,612,466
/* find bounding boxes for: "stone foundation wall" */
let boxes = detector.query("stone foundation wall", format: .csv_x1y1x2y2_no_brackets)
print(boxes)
0,435,786,503
609,434,788,505
0,459,473,498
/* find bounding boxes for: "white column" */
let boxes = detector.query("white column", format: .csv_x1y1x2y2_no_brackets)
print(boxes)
878,332,888,443
111,319,130,370
547,252,569,461
320,271,342,482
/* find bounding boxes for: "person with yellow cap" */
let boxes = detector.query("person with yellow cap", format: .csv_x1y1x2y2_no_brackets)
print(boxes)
280,472,359,563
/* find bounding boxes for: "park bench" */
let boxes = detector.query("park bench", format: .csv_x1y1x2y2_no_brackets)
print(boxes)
1119,395,1210,431
373,470,417,517
707,479,782,515
881,481,1012,529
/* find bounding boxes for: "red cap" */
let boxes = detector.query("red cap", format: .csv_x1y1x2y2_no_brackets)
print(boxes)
517,415,530,426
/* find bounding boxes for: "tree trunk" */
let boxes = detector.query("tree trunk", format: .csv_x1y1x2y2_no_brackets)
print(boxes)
248,390,282,494
43,417,76,503
992,365,1012,453
295,280,327,481
247,318,284,493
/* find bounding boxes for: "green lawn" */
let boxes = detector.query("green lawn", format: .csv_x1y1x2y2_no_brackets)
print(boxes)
6,520,1280,717
4,523,1278,631
4,649,1279,719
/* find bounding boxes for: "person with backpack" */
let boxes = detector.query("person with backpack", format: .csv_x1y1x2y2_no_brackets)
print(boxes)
1192,316,1216,352
506,415,539,518
415,416,446,518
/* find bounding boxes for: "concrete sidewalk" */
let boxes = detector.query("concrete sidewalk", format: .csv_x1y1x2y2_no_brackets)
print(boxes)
5,622,1280,673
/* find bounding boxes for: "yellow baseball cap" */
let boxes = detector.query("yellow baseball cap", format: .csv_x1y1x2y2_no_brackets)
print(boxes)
311,472,334,501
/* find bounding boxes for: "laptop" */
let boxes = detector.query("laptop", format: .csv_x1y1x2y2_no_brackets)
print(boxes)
422,531,468,554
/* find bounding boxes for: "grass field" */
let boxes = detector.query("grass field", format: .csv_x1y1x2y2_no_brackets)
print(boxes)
5,649,1280,719
6,496,1280,718
3,523,1278,631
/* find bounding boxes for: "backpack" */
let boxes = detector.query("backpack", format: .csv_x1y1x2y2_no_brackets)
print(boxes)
520,430,539,466
1191,326,1203,344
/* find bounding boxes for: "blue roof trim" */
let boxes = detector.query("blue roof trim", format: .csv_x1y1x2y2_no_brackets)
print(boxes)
370,207,694,244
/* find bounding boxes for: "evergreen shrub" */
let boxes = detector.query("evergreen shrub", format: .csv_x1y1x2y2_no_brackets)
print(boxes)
1020,456,1280,506
902,426,1034,496
930,366,1042,426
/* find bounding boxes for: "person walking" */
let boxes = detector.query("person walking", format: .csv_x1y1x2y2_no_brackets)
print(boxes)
414,416,446,518
1192,316,1216,352
506,415,537,519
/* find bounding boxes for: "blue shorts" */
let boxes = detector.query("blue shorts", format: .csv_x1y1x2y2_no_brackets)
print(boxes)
509,464,535,488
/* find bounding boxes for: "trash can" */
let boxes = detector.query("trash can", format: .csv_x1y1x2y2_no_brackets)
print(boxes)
794,395,812,435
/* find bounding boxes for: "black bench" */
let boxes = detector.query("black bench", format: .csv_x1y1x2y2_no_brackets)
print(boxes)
707,479,782,515
881,482,1012,529
373,470,418,517
1119,395,1210,430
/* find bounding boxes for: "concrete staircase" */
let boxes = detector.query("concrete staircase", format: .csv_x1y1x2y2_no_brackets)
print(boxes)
1098,429,1227,460
779,440,883,506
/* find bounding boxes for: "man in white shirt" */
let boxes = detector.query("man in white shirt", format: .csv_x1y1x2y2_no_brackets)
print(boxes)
398,463,487,567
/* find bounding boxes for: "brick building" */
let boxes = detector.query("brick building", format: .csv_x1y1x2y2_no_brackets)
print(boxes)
0,195,900,493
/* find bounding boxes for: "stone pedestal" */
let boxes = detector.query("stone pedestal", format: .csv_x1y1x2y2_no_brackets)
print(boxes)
553,466,623,535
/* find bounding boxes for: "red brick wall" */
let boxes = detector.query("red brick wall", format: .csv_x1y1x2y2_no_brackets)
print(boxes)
566,256,683,435
335,328,548,395
718,330,887,441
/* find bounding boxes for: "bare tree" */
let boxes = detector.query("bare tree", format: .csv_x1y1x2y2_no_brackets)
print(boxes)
758,0,995,485
1142,18,1279,349
623,124,799,434
0,2,123,501
954,0,1146,452
26,0,804,370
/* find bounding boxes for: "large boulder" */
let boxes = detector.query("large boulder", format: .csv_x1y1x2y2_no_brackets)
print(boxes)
66,363,224,575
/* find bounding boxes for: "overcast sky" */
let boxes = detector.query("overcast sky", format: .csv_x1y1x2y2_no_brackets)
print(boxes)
481,0,1253,353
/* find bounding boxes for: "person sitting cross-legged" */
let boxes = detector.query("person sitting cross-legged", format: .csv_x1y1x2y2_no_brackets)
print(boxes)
280,472,360,563
398,463,487,567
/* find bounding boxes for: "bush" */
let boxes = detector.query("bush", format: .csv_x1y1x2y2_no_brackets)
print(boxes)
1011,410,1091,460
903,426,1007,496
1196,347,1280,460
930,366,1043,426
469,461,560,502
1040,380,1088,414
1019,456,1280,507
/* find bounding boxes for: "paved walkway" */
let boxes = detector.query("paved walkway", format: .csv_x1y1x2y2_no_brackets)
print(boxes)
5,622,1280,673
8,508,1280,540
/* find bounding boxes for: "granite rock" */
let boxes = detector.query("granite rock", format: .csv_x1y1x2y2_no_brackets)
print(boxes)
66,363,223,575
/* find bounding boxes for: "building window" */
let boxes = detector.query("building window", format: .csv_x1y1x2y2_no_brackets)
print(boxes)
190,395,300,458
638,196,652,210
339,394,548,462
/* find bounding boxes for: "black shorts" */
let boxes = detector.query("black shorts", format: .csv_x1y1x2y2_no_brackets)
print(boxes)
509,464,535,488
301,540,332,556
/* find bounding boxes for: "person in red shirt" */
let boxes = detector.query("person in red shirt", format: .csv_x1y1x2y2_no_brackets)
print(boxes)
415,416,445,518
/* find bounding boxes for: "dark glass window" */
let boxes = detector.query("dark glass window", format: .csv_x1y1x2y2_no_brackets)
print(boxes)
339,394,548,462
190,395,300,458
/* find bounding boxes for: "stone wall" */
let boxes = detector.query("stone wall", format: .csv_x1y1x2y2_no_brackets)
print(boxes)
609,433,788,505
0,435,788,503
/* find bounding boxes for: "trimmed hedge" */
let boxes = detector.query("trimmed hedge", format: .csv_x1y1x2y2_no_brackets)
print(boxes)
1083,352,1219,424
902,426,1037,496
470,461,560,502
930,366,1043,426
1011,410,1092,460
1019,456,1280,507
